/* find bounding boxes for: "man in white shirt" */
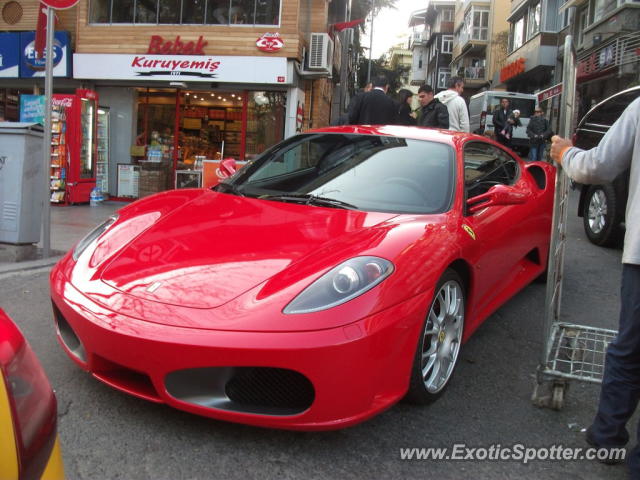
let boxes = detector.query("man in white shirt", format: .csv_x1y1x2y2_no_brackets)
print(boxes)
434,77,470,132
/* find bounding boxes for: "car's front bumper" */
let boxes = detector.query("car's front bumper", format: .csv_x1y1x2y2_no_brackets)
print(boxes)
50,266,430,430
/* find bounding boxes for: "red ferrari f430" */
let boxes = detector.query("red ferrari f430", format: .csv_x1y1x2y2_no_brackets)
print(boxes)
50,126,554,430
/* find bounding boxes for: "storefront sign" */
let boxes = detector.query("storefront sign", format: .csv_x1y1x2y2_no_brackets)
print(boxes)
500,58,526,83
256,33,284,52
74,54,288,84
577,44,617,80
147,35,208,55
19,95,45,124
537,83,563,103
0,33,20,77
20,31,71,78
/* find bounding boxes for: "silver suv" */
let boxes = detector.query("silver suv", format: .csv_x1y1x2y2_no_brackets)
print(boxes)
574,86,639,246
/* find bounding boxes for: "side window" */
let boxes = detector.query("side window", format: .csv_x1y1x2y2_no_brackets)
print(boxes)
464,142,519,199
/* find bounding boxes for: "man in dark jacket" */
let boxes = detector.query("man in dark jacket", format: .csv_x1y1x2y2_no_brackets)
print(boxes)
416,84,449,128
526,106,552,161
493,98,512,146
347,75,397,125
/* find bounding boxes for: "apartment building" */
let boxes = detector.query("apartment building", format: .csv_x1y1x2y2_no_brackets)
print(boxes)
387,42,413,88
408,1,455,92
451,0,510,96
496,0,563,94
568,0,640,120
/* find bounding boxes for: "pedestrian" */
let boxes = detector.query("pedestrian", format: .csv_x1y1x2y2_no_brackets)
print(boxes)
416,84,449,129
493,98,513,146
434,76,469,132
550,96,640,479
501,109,522,143
347,74,397,125
335,82,373,125
395,89,417,126
527,106,552,161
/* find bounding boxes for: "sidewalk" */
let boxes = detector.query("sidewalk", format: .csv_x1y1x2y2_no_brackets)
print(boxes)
0,201,122,275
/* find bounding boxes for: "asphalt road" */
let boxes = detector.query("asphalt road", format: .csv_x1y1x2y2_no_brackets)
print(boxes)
0,191,631,480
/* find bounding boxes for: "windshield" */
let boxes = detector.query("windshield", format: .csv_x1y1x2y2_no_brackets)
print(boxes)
217,133,455,214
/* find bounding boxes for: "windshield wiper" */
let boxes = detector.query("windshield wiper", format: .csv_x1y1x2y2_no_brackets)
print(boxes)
259,193,357,210
213,181,245,197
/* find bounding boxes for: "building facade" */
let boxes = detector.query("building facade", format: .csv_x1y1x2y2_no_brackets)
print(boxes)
568,0,640,121
451,0,510,96
0,0,346,199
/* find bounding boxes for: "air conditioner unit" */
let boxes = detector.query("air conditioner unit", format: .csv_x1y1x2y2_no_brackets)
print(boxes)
308,33,334,70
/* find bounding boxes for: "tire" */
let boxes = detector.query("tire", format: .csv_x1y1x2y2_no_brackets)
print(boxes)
405,269,465,404
582,184,623,247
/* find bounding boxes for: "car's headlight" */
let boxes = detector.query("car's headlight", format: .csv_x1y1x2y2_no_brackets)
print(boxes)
72,215,118,261
283,256,394,314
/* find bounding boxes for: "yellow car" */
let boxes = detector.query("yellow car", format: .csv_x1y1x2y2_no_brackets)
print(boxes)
0,308,65,480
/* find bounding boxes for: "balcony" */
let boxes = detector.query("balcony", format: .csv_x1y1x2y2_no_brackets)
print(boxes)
464,66,485,80
410,67,427,85
410,31,427,48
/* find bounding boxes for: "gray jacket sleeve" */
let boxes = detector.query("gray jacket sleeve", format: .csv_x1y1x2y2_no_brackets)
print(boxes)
562,97,640,184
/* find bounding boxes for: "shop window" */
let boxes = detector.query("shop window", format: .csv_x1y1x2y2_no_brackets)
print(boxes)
111,0,134,22
182,0,205,23
89,0,280,25
136,0,157,23
207,0,230,23
231,0,255,24
245,92,286,161
159,0,180,23
89,0,110,23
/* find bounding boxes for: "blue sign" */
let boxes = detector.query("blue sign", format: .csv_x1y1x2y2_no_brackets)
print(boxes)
20,95,46,124
19,31,71,78
0,33,20,78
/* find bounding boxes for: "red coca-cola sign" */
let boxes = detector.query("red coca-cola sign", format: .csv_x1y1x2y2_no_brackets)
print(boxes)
256,33,284,53
41,0,79,9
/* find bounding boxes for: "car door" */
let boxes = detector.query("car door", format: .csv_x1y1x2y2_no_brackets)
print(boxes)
461,141,535,316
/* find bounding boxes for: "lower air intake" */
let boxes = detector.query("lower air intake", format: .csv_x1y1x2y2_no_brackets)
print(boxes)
165,366,315,416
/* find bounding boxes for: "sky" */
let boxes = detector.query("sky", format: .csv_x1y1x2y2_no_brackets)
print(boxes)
363,0,422,58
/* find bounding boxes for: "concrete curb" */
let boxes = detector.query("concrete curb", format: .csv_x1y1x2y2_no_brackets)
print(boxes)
0,255,63,275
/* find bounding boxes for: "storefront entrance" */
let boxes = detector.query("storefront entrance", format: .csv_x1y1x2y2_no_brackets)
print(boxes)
133,87,286,196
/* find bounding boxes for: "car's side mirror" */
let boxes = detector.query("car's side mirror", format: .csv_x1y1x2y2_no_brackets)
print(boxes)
466,184,530,214
220,158,237,177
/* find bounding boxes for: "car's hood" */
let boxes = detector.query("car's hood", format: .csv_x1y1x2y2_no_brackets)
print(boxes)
100,191,398,309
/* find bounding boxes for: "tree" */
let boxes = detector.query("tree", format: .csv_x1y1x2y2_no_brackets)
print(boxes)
356,57,408,94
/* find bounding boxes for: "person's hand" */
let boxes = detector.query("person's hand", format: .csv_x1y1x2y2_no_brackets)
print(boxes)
550,135,573,165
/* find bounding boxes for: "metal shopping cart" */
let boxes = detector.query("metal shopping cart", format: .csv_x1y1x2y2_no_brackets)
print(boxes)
531,35,618,410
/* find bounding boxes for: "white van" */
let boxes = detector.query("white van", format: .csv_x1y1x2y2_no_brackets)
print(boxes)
468,91,539,153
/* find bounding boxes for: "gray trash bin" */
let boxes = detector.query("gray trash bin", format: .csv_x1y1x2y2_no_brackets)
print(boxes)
0,122,45,244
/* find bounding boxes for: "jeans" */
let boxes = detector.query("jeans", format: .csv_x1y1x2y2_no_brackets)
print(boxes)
589,264,640,478
529,143,545,161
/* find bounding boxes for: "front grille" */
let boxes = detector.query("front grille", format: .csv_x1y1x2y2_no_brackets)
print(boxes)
165,366,315,416
225,367,314,411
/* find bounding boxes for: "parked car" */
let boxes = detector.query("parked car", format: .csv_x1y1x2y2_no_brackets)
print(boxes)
573,86,639,246
50,126,555,430
0,308,65,479
468,90,539,154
